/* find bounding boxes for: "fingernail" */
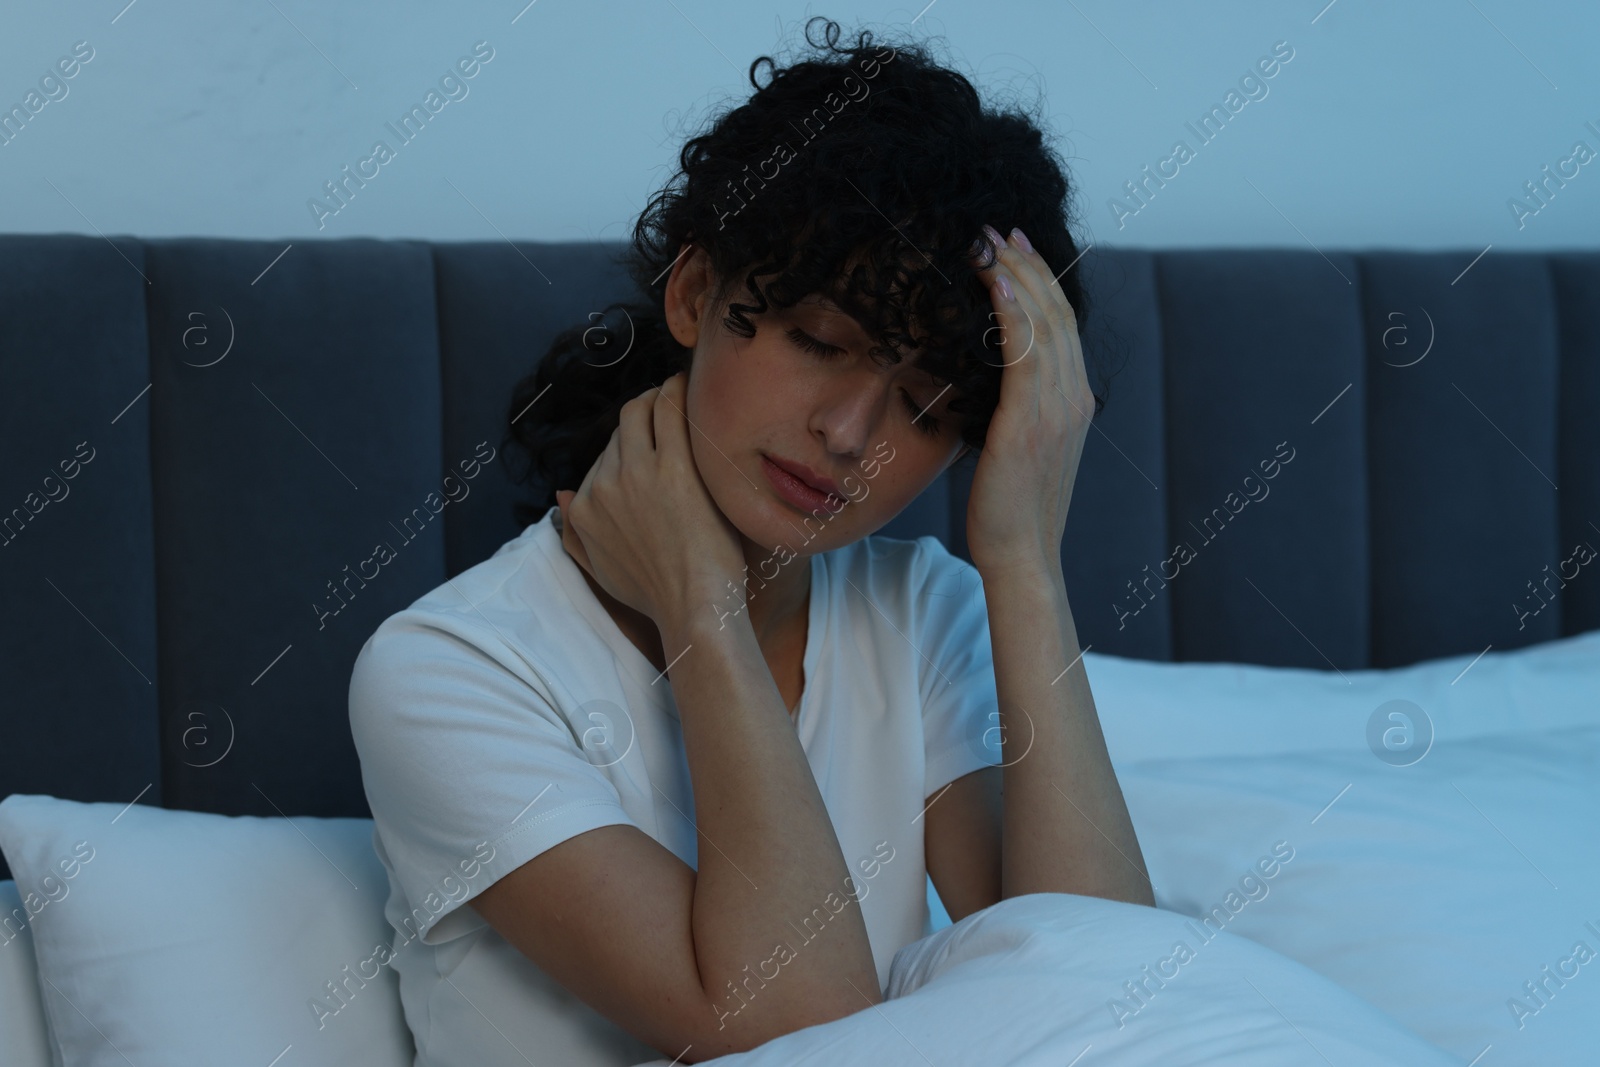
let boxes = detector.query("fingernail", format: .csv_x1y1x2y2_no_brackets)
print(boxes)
997,274,1014,302
1010,227,1033,253
983,224,1004,252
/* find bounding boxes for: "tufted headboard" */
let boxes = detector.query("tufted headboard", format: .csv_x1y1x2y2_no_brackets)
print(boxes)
2,235,1597,881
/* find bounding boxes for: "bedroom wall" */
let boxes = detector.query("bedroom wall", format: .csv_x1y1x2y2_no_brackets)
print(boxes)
3,0,1596,249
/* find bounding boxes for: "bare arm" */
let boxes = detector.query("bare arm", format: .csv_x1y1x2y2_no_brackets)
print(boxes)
951,223,1153,908
924,764,1003,923
985,558,1154,906
471,601,881,1062
665,599,885,1038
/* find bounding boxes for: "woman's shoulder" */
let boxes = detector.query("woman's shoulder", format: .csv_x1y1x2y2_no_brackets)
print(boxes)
348,522,570,705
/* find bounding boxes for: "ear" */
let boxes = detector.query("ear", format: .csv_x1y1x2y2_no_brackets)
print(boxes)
664,243,716,350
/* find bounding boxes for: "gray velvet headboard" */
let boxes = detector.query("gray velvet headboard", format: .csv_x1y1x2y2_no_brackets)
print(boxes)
2,234,1596,882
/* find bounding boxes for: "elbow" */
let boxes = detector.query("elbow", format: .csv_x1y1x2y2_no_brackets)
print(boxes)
1122,880,1158,909
1122,859,1158,908
672,991,753,1062
801,983,885,1029
1092,870,1158,910
665,991,777,1062
678,979,882,1060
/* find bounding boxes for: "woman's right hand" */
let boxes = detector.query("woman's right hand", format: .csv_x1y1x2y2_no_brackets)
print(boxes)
554,370,746,629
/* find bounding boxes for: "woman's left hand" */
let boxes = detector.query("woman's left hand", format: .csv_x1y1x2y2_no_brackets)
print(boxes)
964,224,1094,581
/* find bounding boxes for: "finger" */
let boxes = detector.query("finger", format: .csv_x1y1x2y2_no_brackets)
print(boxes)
988,227,1069,336
973,232,1048,416
1000,228,1071,324
652,371,693,461
971,230,1036,368
555,488,576,536
592,419,623,486
987,230,1085,416
1003,259,1057,409
570,422,618,547
554,489,597,578
616,386,657,470
970,239,1017,366
998,229,1091,411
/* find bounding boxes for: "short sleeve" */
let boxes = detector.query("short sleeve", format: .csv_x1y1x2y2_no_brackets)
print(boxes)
347,613,641,947
913,538,1004,799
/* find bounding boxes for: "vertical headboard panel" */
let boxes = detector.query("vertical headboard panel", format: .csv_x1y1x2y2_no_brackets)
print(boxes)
0,235,160,829
141,237,445,818
1550,254,1600,637
1360,252,1562,667
1154,250,1369,668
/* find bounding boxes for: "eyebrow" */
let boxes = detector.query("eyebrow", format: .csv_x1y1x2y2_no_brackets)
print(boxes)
793,296,872,343
796,295,949,387
798,294,851,317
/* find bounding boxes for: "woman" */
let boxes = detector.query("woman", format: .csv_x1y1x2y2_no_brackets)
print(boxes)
349,17,1151,1067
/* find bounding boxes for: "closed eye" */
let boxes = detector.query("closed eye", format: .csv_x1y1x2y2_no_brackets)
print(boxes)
785,327,847,359
901,389,943,437
786,327,946,438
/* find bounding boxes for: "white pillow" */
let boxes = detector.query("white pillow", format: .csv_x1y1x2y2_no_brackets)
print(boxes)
1087,626,1600,763
0,880,54,1067
1117,726,1600,1066
0,795,415,1067
674,893,1456,1065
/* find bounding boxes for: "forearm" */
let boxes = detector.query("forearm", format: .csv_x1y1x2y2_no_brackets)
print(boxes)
658,603,880,1047
982,560,1155,907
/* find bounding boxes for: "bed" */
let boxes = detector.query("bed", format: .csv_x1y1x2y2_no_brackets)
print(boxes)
2,235,1596,1065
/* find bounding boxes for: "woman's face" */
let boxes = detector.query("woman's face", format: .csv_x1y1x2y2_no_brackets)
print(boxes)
665,245,972,558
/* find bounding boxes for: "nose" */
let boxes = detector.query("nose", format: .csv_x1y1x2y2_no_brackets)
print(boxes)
811,374,895,460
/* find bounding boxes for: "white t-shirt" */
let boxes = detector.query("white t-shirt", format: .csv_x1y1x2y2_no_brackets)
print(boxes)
347,507,1002,1067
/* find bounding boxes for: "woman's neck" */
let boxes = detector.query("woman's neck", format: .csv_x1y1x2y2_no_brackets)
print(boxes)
564,527,811,672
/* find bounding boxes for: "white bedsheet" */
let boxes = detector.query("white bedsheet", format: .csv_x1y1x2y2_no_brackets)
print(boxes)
1117,724,1600,1065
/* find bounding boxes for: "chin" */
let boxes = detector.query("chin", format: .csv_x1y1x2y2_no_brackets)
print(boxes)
722,484,848,560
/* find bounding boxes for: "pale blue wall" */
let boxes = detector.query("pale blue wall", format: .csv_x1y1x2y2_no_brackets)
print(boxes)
3,0,1596,249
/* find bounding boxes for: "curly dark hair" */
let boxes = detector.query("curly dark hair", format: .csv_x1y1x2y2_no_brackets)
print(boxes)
502,15,1114,529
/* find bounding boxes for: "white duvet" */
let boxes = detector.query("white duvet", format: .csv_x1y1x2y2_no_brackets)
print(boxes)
640,892,1456,1066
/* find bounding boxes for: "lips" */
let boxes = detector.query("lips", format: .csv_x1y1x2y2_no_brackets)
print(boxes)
764,454,843,499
